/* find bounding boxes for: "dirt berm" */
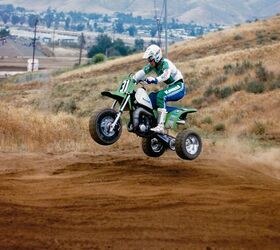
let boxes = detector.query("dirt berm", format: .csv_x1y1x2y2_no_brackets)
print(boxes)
0,146,279,249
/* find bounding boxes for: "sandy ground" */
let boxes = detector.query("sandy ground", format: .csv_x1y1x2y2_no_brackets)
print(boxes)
0,145,280,250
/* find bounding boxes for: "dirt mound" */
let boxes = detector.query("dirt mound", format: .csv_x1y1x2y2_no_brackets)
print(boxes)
0,147,279,249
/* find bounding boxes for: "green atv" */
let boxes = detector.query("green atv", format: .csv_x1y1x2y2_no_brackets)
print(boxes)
89,76,202,160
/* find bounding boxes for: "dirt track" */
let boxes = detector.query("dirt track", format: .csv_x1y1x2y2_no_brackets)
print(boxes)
0,147,280,249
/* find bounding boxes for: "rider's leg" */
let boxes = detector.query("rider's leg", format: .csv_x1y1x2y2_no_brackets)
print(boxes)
151,81,186,133
148,92,158,109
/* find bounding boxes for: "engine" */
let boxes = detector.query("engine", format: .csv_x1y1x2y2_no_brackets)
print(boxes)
132,107,155,137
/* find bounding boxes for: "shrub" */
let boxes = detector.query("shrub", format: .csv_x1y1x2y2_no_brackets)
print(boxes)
188,77,201,92
246,81,265,94
201,116,213,124
219,86,233,99
232,82,244,92
270,33,278,41
211,75,227,85
268,81,280,91
234,34,243,40
203,86,214,97
223,64,233,74
63,99,77,114
214,87,221,98
52,99,77,114
256,31,265,44
214,123,225,132
234,60,253,75
92,53,106,64
52,101,64,113
192,97,204,106
255,62,268,81
251,121,266,136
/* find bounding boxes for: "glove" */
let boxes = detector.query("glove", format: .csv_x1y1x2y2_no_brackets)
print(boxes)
146,77,158,84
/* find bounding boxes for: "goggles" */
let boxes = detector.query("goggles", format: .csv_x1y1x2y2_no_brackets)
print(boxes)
148,56,155,63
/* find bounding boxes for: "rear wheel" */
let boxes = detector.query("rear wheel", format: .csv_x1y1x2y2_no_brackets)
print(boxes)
142,136,166,157
175,130,202,160
89,109,122,145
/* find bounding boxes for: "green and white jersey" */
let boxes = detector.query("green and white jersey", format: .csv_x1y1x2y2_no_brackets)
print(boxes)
134,58,184,85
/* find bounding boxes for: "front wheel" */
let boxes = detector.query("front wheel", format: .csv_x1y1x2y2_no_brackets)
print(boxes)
142,136,166,157
89,108,122,145
175,130,202,160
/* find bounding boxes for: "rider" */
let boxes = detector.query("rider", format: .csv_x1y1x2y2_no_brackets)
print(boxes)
133,44,186,133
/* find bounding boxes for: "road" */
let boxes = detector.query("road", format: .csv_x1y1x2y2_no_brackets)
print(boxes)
0,147,279,249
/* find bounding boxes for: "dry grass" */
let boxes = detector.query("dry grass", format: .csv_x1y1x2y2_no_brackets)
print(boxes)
0,101,139,153
0,102,89,152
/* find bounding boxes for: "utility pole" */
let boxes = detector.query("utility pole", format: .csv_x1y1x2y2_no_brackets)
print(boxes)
32,18,39,72
164,0,168,57
52,25,55,54
78,32,85,65
154,0,161,47
156,18,162,47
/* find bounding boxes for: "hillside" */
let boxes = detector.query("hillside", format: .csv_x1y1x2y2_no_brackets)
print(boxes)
3,0,280,24
1,15,280,148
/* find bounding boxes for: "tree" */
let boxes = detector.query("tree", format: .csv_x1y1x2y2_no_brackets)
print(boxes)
28,15,39,28
1,12,10,24
94,22,98,30
150,26,157,37
103,14,109,22
11,15,20,25
114,19,124,33
113,38,128,56
87,34,112,58
134,38,144,51
64,17,71,30
44,12,54,28
97,34,112,51
76,23,85,31
127,25,137,37
19,15,26,25
0,28,10,38
5,4,14,13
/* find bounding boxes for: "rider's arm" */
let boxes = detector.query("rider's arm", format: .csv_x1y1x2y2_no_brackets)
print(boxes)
133,64,153,82
156,61,171,83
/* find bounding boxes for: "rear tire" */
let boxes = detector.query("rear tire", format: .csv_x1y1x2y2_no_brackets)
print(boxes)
89,108,122,145
175,130,202,160
142,136,166,157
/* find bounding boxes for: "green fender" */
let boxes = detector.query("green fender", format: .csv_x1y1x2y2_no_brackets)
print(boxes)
165,108,197,129
101,90,125,104
101,77,135,104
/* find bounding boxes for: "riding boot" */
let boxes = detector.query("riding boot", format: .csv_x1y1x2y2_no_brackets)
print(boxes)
150,108,167,133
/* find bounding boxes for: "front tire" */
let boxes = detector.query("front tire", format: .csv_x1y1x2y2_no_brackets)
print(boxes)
89,108,122,145
175,130,202,160
142,136,166,157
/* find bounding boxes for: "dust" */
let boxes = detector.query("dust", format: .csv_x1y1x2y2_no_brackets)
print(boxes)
214,136,280,179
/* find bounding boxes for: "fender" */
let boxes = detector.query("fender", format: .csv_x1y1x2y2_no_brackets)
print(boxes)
165,108,197,129
101,91,125,104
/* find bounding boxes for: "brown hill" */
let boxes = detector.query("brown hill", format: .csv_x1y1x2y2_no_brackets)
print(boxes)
3,0,280,24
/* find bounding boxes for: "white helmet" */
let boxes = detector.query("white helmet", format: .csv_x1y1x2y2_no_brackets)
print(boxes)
143,44,162,63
